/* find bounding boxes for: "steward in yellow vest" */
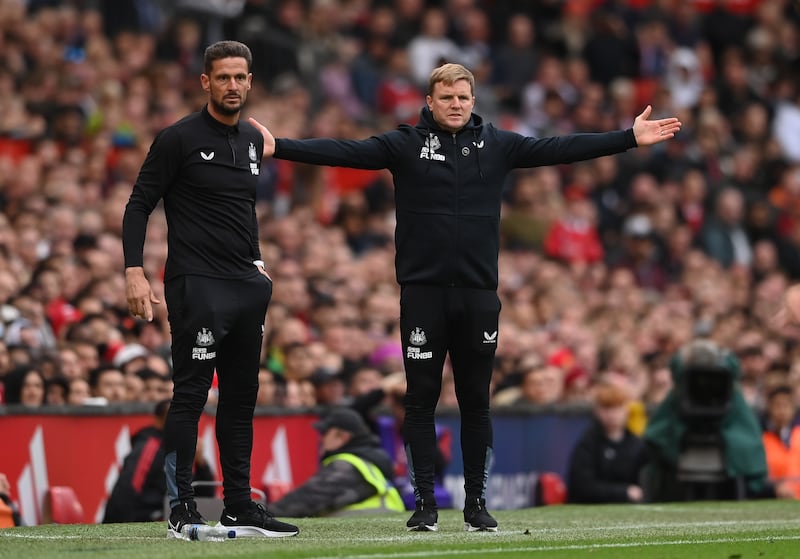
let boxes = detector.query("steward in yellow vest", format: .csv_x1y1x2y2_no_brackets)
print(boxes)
270,407,405,517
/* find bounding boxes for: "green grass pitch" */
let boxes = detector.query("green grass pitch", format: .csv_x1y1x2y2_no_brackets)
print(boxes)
1,501,799,559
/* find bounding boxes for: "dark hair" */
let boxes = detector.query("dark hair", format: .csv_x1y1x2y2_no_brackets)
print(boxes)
3,365,45,405
767,385,793,402
87,365,122,389
135,367,166,382
203,41,252,74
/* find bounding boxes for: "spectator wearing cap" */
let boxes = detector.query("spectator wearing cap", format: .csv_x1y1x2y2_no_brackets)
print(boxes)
309,366,346,406
112,343,150,375
566,381,647,504
269,407,405,517
610,213,669,291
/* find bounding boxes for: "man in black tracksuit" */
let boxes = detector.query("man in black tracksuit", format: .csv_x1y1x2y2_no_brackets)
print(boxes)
249,63,682,532
122,41,298,539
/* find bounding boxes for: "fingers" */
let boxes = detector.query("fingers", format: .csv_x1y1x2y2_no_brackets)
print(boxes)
247,116,264,131
128,296,158,322
637,104,652,120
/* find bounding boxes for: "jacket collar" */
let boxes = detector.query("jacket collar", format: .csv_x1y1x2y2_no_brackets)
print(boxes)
416,106,483,133
201,104,239,134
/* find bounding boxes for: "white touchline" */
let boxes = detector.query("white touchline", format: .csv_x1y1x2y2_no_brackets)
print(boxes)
305,534,800,559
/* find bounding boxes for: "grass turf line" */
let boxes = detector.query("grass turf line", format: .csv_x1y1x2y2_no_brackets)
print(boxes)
0,500,798,559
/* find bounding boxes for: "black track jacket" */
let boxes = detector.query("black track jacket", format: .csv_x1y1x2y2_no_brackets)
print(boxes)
122,106,264,281
275,107,637,290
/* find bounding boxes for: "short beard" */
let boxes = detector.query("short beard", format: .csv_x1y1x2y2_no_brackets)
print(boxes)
211,97,242,116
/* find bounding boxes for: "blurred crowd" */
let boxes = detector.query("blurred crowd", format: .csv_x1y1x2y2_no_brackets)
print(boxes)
0,0,799,430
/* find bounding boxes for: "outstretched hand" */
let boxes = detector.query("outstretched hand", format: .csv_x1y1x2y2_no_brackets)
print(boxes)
632,105,682,147
248,117,276,157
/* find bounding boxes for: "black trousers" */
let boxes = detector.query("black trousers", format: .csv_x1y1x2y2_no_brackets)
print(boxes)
163,274,272,509
400,285,500,505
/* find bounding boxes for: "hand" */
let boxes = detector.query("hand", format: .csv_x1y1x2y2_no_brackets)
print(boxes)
382,371,407,395
627,484,644,503
125,267,160,322
632,105,682,147
248,117,276,158
774,481,797,500
254,260,273,281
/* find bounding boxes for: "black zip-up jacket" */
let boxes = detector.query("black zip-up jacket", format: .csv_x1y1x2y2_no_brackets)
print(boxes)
122,106,264,281
275,107,637,289
566,419,647,504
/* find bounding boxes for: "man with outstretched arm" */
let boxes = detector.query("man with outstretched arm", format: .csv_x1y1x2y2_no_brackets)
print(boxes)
250,63,681,532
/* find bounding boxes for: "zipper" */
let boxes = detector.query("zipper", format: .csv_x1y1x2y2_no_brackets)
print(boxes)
452,132,459,287
227,132,236,164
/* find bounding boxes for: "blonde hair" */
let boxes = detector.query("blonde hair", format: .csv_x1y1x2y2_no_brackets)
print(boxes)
428,63,475,96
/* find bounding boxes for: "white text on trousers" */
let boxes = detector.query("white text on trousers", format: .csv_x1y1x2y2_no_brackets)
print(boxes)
406,347,433,360
192,347,216,360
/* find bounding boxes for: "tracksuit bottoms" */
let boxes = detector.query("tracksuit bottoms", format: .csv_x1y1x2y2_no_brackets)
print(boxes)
399,285,500,504
162,273,272,509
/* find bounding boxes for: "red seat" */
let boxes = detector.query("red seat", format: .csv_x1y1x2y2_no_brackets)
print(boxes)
45,486,84,524
536,472,567,506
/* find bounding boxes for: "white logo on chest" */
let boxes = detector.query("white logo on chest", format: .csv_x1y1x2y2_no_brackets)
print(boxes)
419,134,445,161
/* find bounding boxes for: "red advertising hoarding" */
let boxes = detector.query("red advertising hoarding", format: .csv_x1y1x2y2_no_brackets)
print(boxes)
1,412,320,525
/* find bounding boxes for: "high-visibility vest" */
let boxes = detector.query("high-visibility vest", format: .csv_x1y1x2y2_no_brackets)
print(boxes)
762,427,800,498
322,452,405,514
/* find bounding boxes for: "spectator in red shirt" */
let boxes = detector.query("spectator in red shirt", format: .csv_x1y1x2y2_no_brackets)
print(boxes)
543,192,604,264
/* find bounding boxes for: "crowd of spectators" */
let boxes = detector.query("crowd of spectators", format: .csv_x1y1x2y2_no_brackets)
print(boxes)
0,0,799,431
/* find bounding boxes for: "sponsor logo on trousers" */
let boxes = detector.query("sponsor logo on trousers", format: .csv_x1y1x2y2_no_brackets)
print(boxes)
192,347,217,360
406,347,432,360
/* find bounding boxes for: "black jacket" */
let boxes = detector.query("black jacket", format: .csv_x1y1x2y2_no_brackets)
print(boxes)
102,426,166,523
269,433,394,518
122,106,264,281
567,419,647,504
102,425,214,523
276,108,636,289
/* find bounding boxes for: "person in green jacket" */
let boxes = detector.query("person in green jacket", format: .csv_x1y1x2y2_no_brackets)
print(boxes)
270,407,404,517
643,339,771,501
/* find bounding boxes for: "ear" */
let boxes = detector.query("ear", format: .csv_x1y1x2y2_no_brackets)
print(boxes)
426,94,432,109
200,74,210,92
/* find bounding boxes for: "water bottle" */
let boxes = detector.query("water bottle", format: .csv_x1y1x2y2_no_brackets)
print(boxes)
181,523,236,541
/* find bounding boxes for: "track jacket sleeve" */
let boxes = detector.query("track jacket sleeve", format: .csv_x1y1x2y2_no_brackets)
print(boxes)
122,127,182,268
273,132,404,170
501,128,637,168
